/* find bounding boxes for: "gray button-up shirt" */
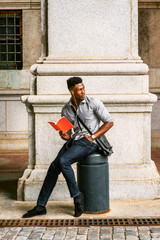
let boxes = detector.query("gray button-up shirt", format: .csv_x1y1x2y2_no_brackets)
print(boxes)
61,96,113,140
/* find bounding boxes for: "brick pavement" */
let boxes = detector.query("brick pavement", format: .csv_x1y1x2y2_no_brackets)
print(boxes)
1,226,160,240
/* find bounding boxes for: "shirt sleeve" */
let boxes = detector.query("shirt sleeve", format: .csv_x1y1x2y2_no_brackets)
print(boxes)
61,105,72,135
91,98,113,123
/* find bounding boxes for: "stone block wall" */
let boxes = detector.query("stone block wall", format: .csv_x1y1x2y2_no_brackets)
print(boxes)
0,91,28,150
0,0,41,151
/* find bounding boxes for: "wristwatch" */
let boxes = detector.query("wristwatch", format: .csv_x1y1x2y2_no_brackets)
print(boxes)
91,134,96,140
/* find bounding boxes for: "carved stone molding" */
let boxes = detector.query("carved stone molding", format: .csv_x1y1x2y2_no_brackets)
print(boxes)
0,0,40,10
139,0,160,8
1,0,160,10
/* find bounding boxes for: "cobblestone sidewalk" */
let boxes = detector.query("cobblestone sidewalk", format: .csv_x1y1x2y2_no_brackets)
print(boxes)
1,226,160,240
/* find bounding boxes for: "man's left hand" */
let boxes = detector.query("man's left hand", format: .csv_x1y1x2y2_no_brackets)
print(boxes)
82,135,93,142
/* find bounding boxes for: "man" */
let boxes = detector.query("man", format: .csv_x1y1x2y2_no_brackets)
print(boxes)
22,77,113,218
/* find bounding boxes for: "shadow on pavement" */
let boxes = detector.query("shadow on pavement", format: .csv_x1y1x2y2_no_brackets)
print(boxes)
0,180,17,200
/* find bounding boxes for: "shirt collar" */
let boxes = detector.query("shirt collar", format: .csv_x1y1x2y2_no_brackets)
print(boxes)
68,97,86,106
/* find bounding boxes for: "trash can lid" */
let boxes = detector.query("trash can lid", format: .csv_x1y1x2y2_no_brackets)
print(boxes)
78,151,108,165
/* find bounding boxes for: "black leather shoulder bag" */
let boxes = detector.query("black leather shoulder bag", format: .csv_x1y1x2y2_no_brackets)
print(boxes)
71,106,113,156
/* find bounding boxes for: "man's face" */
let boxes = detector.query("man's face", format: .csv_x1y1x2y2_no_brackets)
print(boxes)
71,83,85,101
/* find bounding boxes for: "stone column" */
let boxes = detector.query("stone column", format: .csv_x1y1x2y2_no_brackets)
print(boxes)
18,0,160,201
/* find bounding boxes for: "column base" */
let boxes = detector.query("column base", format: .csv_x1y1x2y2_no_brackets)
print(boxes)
17,159,160,201
110,161,160,200
18,61,160,201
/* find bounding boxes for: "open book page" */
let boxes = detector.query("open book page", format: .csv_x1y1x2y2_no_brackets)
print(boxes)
48,116,74,132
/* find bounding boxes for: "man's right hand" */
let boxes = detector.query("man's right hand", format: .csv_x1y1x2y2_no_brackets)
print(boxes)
59,131,71,141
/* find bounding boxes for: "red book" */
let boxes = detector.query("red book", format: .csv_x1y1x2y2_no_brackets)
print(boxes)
48,116,74,132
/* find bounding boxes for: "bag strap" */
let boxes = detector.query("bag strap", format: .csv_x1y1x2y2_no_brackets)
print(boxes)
71,105,112,151
71,106,105,150
71,106,93,135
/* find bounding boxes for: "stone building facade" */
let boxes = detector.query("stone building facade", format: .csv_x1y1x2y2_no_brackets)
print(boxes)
0,1,160,203
0,0,41,151
0,0,160,152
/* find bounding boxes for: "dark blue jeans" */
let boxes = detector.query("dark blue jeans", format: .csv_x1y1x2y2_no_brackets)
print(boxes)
37,137,98,207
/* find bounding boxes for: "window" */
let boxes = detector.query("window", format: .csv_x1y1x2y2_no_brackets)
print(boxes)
0,10,22,69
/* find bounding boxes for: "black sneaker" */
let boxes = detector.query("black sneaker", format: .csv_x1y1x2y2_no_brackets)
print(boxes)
22,205,46,218
74,192,84,217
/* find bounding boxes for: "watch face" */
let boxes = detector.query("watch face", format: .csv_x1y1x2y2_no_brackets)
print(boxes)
92,135,95,139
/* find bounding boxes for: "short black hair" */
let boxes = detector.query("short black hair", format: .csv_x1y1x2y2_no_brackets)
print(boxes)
67,77,82,89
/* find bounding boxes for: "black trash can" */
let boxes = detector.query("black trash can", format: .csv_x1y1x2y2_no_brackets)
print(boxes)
77,152,110,213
